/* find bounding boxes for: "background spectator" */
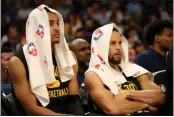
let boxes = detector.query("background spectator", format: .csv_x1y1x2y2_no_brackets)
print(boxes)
1,42,14,94
132,40,146,56
134,20,173,73
1,24,21,52
69,38,91,87
2,0,173,78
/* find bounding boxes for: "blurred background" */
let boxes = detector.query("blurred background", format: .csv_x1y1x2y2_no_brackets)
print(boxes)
2,0,173,44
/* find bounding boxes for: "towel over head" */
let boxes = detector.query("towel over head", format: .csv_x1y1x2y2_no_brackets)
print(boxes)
85,23,153,95
23,4,76,106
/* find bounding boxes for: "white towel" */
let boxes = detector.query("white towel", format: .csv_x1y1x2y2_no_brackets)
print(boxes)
85,23,153,95
23,4,76,107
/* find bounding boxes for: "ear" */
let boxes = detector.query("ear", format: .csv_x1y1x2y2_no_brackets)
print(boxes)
155,35,161,43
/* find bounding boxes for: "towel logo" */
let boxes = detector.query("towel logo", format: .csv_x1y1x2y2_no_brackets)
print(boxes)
44,56,48,67
37,6,43,11
28,42,38,56
36,24,44,39
95,64,104,72
92,47,95,53
27,20,29,27
97,55,105,64
114,81,122,89
94,29,103,41
95,64,100,69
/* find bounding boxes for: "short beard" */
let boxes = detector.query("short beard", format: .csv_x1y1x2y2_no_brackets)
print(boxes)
78,61,89,71
52,40,59,44
162,47,169,52
109,57,121,65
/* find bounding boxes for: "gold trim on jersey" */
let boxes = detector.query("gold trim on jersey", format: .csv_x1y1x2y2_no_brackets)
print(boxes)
122,81,138,90
48,87,68,98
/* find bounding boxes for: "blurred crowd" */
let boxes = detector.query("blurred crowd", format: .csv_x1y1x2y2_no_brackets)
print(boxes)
1,0,173,94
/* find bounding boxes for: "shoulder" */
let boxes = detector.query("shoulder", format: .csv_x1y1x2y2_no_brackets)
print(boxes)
8,56,26,74
84,71,103,88
9,56,23,66
136,50,149,59
8,56,27,81
85,71,98,78
134,50,149,63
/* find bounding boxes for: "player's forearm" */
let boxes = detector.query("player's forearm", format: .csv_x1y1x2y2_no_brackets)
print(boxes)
107,93,150,115
103,101,148,115
119,101,148,115
26,105,67,116
125,90,166,106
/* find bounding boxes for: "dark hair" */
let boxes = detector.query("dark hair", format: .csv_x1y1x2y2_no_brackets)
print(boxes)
133,40,143,49
44,7,51,12
112,28,119,32
1,41,13,53
76,27,87,33
144,20,173,45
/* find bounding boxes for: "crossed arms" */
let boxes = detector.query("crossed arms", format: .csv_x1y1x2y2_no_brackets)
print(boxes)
84,72,165,115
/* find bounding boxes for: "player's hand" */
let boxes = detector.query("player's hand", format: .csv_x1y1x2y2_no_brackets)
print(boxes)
146,104,158,112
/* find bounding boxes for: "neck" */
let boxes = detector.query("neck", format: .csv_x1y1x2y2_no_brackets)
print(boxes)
152,44,166,57
78,67,86,73
78,62,88,73
109,62,121,73
51,43,55,52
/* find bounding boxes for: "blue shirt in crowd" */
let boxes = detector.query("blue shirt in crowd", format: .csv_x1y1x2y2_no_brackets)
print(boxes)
77,72,85,88
134,48,166,73
1,81,12,94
